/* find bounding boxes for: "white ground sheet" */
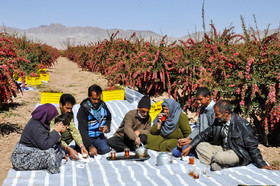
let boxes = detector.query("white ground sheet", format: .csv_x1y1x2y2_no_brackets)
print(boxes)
3,87,280,186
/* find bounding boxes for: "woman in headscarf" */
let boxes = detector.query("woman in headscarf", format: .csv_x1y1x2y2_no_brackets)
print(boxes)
11,104,66,174
146,98,191,152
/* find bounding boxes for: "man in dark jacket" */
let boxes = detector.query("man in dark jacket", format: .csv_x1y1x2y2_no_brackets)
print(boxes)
181,100,278,171
77,84,111,156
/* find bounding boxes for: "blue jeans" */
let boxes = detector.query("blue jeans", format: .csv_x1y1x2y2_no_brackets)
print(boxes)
89,134,111,155
172,145,196,157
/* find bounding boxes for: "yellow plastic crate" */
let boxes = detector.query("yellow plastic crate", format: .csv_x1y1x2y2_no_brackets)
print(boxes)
40,73,49,82
102,89,125,102
41,92,63,104
18,76,41,85
149,101,163,122
37,68,47,73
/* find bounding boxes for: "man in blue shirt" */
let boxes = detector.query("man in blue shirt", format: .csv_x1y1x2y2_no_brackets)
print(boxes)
77,84,112,156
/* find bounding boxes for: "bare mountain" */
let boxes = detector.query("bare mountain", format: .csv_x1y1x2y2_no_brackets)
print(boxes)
1,24,279,49
0,23,177,49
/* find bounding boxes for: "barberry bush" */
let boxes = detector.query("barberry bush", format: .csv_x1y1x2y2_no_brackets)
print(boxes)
64,26,280,145
0,33,59,107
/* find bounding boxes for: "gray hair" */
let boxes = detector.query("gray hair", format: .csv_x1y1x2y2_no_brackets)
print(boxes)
214,100,232,114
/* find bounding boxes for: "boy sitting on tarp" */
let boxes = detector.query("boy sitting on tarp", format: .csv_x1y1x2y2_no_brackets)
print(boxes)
50,94,88,159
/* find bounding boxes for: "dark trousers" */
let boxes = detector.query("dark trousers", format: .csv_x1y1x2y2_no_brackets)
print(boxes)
72,134,111,155
107,134,147,152
89,134,111,155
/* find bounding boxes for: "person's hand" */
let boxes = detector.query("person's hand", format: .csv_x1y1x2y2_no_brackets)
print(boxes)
262,165,279,170
178,137,192,147
64,155,69,161
102,126,108,133
135,130,140,137
99,125,107,133
89,147,98,157
67,147,79,160
54,122,64,133
181,145,192,157
158,113,163,121
80,145,89,158
157,122,162,130
135,137,141,147
157,113,163,130
177,138,186,147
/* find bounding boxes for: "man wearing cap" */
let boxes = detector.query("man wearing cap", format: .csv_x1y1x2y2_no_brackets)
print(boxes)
107,95,152,152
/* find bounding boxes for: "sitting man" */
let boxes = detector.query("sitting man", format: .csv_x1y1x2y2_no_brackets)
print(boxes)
181,100,278,171
50,94,88,159
172,87,215,157
107,95,151,152
77,84,111,156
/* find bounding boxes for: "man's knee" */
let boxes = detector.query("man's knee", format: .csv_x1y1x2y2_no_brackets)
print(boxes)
97,144,111,155
212,150,239,166
107,137,114,146
196,142,210,153
172,147,182,157
212,152,226,164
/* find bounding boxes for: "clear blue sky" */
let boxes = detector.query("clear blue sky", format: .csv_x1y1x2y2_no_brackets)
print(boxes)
1,0,279,37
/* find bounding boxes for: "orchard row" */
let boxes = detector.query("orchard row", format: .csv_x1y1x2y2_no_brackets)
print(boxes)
64,26,280,145
0,33,59,107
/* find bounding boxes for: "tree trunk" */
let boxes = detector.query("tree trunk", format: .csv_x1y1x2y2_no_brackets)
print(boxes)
250,114,268,146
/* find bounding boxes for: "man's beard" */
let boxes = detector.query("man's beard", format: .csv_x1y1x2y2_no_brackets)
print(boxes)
93,103,100,109
62,112,70,116
137,110,147,119
217,115,227,123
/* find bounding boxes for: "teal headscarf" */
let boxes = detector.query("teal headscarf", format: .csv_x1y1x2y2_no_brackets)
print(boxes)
160,98,182,137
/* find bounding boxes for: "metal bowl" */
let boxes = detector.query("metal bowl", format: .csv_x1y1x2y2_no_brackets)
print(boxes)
156,152,173,166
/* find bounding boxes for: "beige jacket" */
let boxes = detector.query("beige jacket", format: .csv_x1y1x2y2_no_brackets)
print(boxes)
114,110,151,140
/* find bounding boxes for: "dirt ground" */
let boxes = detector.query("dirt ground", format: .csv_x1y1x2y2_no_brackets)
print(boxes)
0,57,109,184
0,57,280,185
